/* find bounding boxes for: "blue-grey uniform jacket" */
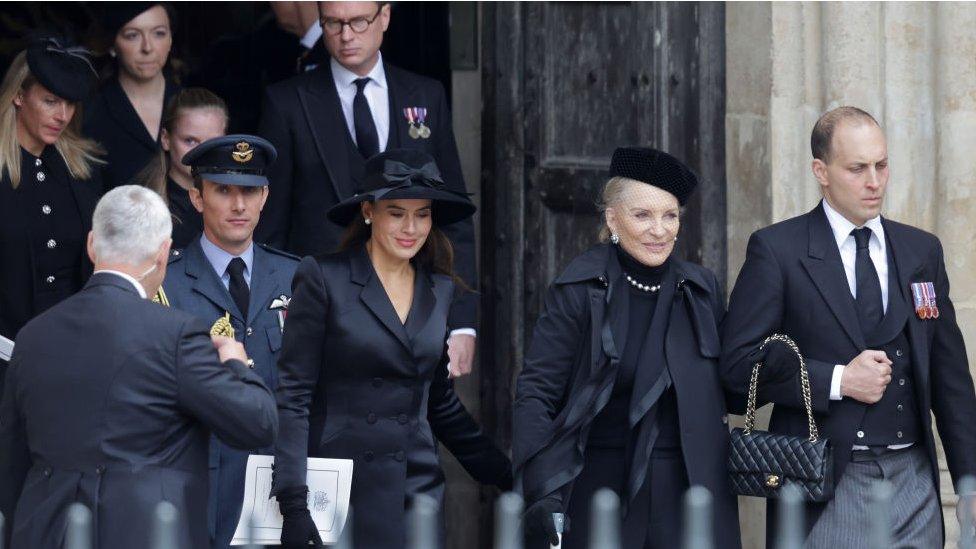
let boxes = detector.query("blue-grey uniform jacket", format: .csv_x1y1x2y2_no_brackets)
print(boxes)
162,236,298,549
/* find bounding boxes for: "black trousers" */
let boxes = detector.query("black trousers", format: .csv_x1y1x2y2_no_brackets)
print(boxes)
530,446,688,549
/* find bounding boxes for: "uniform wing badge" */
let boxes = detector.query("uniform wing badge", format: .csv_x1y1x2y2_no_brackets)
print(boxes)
270,294,291,333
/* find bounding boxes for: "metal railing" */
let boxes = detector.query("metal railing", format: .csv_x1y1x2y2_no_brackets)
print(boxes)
0,474,973,548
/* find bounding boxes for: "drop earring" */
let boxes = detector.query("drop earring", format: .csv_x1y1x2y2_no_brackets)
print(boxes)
610,233,620,244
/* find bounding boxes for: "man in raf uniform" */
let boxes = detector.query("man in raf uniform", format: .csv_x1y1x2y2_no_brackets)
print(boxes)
161,134,299,549
255,1,479,378
0,185,277,549
721,107,976,546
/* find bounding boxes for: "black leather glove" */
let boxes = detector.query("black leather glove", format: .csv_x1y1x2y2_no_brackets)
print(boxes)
523,496,562,546
277,486,324,548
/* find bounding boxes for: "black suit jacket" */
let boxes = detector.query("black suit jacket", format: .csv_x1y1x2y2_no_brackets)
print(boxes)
254,61,478,328
720,204,976,535
0,273,278,549
83,76,179,189
273,247,508,548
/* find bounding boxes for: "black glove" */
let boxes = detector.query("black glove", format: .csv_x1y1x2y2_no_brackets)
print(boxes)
277,486,324,548
523,496,562,546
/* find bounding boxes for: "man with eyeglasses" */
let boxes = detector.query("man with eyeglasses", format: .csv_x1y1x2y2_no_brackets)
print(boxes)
256,1,480,384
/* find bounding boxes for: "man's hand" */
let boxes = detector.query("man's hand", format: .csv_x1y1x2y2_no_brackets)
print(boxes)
446,333,476,378
211,335,248,364
841,350,892,404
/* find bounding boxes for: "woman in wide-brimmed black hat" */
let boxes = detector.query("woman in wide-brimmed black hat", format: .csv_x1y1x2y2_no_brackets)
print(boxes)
271,148,510,549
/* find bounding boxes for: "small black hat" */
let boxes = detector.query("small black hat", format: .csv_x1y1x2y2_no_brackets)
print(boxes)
25,35,97,102
100,3,159,40
609,147,698,206
327,149,476,226
182,134,277,187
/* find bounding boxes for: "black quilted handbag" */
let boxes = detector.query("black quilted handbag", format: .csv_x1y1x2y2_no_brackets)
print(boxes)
728,334,834,502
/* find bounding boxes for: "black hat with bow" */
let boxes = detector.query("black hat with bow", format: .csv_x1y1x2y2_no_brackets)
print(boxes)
25,34,98,102
327,149,476,226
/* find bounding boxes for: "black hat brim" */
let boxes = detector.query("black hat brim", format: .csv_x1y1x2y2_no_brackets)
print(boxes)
196,172,269,187
327,186,476,227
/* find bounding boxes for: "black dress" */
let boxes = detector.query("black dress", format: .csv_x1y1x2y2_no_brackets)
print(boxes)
83,76,179,189
0,147,97,343
166,177,202,249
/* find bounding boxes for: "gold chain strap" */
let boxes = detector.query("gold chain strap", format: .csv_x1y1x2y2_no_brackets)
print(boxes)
743,333,819,442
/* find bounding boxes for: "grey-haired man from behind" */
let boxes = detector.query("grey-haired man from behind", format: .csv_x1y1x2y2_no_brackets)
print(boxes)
0,185,278,549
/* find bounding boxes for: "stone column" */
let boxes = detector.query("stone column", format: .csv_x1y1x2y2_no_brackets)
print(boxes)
727,2,976,546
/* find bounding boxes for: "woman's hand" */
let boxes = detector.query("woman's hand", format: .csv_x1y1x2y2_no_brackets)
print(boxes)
277,486,324,548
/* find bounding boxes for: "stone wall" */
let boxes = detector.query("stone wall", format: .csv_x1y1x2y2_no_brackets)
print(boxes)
726,2,976,546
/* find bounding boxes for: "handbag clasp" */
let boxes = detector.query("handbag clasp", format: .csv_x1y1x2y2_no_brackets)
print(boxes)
765,474,781,488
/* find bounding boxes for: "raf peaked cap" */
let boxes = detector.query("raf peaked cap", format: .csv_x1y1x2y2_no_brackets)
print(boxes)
182,134,277,187
327,149,476,227
25,35,97,103
609,147,699,206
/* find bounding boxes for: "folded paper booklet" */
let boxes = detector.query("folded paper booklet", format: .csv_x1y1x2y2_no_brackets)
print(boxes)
231,455,354,546
0,334,12,362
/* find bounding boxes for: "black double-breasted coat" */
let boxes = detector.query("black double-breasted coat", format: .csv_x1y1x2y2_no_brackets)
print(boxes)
0,148,100,344
273,247,509,548
513,244,741,548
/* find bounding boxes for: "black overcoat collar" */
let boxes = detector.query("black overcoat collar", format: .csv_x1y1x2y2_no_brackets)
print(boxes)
101,76,178,151
348,245,438,355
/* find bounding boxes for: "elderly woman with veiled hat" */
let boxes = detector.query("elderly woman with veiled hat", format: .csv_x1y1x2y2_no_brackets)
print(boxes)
272,149,511,549
0,34,102,353
513,148,743,549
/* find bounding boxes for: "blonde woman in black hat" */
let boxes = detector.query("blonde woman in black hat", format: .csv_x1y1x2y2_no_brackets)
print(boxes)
84,2,179,190
0,34,103,349
272,149,510,549
513,148,743,549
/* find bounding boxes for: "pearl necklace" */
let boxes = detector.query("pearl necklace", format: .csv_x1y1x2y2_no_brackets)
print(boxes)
624,273,661,293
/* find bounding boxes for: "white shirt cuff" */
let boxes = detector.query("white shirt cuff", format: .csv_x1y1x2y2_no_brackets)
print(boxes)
829,365,845,400
449,328,477,338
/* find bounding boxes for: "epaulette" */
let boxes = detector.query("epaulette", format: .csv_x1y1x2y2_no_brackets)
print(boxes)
257,242,301,262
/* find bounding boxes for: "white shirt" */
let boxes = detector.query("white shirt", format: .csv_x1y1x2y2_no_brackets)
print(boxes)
331,53,389,152
94,270,147,299
300,21,323,50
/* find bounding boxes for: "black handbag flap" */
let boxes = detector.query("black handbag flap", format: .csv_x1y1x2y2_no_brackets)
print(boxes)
728,428,831,481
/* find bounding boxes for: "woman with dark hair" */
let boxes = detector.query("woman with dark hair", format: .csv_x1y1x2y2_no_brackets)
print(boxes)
83,2,179,190
133,86,228,248
0,35,103,346
513,147,743,549
272,149,510,549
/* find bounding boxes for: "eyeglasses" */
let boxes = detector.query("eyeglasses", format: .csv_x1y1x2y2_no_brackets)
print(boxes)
321,5,383,36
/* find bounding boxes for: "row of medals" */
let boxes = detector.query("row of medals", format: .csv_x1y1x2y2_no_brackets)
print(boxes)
408,122,431,140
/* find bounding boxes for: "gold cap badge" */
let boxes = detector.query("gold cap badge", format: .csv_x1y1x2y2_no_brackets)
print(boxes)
232,141,254,164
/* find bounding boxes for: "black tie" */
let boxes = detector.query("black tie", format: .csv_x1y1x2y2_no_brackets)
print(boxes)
227,257,249,320
852,228,883,333
353,77,379,159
